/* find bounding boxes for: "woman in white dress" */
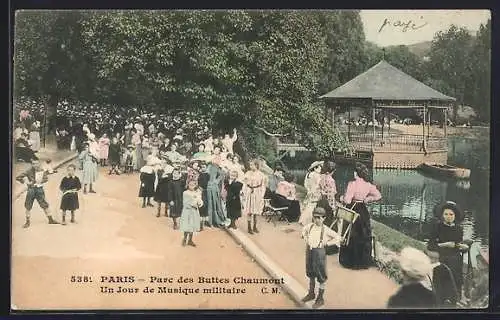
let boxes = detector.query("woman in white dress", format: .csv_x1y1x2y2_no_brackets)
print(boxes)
299,161,323,225
29,121,41,152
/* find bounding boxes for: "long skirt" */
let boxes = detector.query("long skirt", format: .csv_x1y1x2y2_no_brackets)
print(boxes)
138,182,155,198
271,194,300,222
206,184,230,227
29,131,41,152
179,207,201,233
135,145,144,170
305,247,327,283
339,202,373,270
81,160,98,184
226,201,242,220
440,252,463,302
169,201,183,218
199,189,208,217
60,192,79,211
141,147,150,164
243,190,264,216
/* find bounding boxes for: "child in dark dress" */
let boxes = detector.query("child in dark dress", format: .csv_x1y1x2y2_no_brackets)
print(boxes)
198,162,210,230
59,164,82,225
139,161,156,208
168,168,185,230
154,168,171,217
108,137,122,175
225,170,243,229
427,201,469,306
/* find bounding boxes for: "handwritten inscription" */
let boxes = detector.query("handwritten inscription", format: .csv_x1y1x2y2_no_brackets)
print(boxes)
378,16,428,33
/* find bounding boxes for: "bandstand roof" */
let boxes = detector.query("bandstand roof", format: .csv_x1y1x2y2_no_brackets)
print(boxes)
319,60,456,103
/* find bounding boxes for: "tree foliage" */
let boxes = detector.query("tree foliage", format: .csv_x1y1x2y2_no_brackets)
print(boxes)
79,10,359,158
13,10,96,136
14,10,490,161
469,19,491,121
362,21,491,123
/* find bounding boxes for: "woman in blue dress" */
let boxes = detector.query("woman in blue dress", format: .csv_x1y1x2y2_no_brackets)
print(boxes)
78,142,98,194
206,160,230,228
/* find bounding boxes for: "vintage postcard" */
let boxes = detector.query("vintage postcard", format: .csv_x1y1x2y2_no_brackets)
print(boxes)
11,9,490,310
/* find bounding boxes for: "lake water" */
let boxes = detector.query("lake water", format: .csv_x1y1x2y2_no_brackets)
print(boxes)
282,136,490,250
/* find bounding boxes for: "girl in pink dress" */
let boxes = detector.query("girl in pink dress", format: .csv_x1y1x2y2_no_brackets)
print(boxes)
242,159,267,234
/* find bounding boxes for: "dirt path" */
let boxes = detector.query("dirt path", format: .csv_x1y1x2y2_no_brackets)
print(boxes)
234,219,399,309
11,162,296,310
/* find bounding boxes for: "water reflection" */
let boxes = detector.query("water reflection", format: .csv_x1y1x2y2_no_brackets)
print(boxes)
283,136,489,250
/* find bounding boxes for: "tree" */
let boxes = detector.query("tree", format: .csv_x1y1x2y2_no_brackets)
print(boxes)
427,25,474,121
469,19,491,122
384,45,425,81
363,41,384,69
317,10,367,95
81,10,352,159
14,10,94,142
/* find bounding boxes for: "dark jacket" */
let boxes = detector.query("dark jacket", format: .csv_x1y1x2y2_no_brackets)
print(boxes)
16,167,48,186
387,283,437,309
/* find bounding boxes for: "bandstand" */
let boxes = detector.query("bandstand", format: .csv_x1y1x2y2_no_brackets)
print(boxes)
278,60,456,169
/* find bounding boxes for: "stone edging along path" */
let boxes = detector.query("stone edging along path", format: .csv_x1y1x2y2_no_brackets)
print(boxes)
225,227,313,309
12,154,79,201
236,158,403,308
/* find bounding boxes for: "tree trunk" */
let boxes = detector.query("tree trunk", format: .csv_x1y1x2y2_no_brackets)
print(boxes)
43,94,59,149
453,87,459,124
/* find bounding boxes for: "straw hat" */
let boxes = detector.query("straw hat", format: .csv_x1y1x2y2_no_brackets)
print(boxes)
308,161,324,171
398,247,433,281
312,207,326,217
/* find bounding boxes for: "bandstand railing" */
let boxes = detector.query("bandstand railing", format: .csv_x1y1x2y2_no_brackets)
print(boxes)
348,132,447,152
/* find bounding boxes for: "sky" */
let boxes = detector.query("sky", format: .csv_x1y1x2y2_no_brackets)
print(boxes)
360,10,491,47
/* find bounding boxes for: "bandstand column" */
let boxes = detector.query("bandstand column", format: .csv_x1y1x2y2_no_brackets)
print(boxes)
427,108,431,139
422,105,427,151
444,107,448,138
331,105,335,129
372,103,376,150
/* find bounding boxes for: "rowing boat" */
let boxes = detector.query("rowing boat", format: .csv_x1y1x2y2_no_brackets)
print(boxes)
418,162,471,179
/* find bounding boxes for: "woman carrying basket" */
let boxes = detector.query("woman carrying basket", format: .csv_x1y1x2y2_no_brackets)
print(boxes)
339,162,381,270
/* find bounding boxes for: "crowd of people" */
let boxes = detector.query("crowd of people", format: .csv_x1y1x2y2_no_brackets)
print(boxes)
13,98,481,309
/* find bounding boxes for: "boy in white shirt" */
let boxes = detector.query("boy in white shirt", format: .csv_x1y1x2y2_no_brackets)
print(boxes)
301,207,340,308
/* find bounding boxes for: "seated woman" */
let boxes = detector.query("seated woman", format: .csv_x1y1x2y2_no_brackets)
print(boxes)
265,166,284,199
272,172,301,222
15,133,38,162
427,201,469,306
